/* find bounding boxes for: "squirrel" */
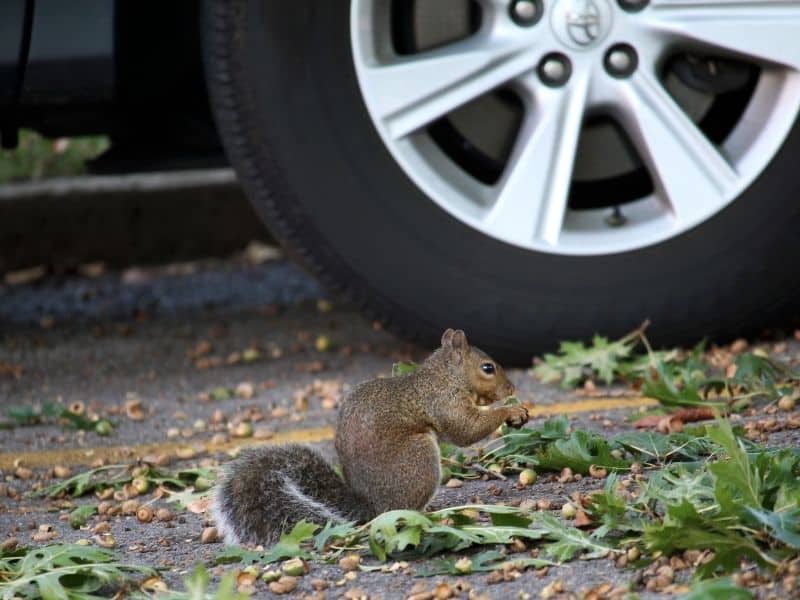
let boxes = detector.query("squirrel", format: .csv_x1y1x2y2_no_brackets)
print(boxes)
211,328,528,546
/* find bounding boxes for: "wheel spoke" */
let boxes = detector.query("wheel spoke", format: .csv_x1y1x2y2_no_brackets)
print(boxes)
645,0,800,70
484,71,590,246
360,37,538,140
614,69,739,224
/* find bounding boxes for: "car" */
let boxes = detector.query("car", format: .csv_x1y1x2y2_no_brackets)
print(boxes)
4,0,800,361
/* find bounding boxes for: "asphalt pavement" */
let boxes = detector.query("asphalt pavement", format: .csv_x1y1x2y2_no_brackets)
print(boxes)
1,254,798,599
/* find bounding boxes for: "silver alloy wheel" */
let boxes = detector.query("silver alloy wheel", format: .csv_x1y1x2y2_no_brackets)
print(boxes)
351,0,800,255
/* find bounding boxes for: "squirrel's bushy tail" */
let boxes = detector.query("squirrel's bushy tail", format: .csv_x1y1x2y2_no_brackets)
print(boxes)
212,445,372,546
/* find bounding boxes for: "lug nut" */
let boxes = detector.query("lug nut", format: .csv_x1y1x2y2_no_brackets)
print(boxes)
538,53,572,87
618,0,649,12
604,44,638,78
510,0,543,26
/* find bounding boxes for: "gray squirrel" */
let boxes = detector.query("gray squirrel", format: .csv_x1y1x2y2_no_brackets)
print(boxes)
212,329,528,546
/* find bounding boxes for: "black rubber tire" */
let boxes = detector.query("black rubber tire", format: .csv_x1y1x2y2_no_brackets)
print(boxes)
201,0,800,363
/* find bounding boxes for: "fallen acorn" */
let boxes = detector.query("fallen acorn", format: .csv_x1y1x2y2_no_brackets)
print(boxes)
125,398,145,421
262,570,281,583
136,506,154,523
155,508,173,522
338,554,361,572
140,577,168,593
121,499,140,515
315,335,332,352
131,477,150,494
778,395,797,411
194,477,214,492
268,575,298,595
230,422,254,438
14,467,33,481
588,464,608,479
561,502,577,519
434,582,453,600
200,526,219,544
175,446,196,459
94,420,113,436
93,522,111,534
94,533,116,548
0,538,19,552
282,557,307,576
519,468,537,486
53,465,72,479
454,557,472,574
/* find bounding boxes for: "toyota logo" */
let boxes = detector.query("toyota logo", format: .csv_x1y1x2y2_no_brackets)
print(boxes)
566,0,602,46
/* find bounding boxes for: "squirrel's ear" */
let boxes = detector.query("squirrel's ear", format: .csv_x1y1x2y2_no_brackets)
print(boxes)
441,328,455,347
450,330,468,352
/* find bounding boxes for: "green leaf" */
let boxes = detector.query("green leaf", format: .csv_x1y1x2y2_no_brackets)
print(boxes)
417,550,507,577
532,513,618,562
392,361,420,377
489,511,532,528
314,521,360,552
156,564,250,600
745,505,800,549
536,430,629,474
641,361,721,409
261,520,319,563
68,505,96,529
37,464,128,498
0,543,154,600
213,547,267,566
534,334,637,388
368,511,432,561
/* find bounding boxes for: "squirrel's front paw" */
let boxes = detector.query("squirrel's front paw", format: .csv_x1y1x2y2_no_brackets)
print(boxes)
504,406,529,429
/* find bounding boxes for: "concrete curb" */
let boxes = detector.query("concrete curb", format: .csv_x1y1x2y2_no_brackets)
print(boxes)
0,168,239,202
0,168,272,274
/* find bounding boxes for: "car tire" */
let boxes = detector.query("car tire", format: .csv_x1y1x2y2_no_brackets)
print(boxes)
202,0,800,362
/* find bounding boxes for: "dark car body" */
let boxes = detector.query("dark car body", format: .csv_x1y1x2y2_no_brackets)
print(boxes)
0,0,221,163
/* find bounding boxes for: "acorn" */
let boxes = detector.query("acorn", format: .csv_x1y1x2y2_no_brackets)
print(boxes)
519,469,537,486
454,557,472,574
53,465,72,479
68,401,85,416
94,533,116,548
338,554,361,572
200,527,219,544
94,420,113,436
589,464,608,479
282,557,307,576
140,577,168,593
136,506,154,523
262,570,281,583
131,477,150,494
561,502,577,519
778,395,797,411
315,335,332,353
194,477,214,492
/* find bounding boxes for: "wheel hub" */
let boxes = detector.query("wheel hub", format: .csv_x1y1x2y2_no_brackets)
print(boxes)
551,0,613,51
351,0,800,255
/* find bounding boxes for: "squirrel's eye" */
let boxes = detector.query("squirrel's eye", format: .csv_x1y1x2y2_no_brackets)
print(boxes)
481,363,495,375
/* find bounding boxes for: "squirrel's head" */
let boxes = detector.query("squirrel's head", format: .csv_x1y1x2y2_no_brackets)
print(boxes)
439,328,515,404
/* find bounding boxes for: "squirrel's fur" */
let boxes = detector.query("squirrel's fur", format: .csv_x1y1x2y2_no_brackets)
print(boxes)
212,329,527,546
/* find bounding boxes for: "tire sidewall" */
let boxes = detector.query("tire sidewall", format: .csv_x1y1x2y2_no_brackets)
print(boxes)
208,1,800,357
